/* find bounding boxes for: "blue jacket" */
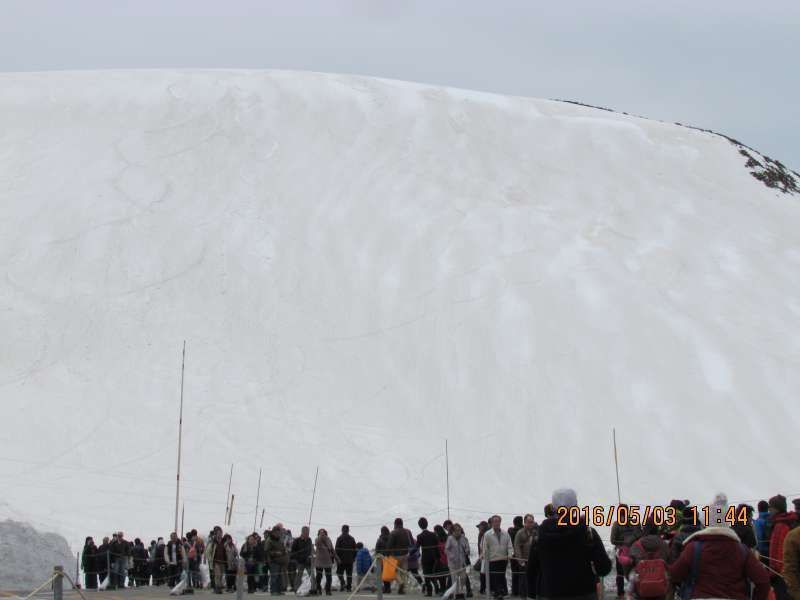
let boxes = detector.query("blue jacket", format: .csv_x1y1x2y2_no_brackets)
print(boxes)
754,511,771,557
355,548,372,576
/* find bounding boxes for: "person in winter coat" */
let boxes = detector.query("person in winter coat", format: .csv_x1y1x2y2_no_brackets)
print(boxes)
355,543,373,591
476,521,489,595
668,518,770,600
153,537,167,586
223,534,239,592
754,500,772,565
526,488,612,600
315,529,335,596
611,505,642,598
205,530,227,594
628,519,670,600
387,518,413,594
265,526,289,595
82,537,99,589
291,527,316,595
116,532,133,589
732,504,757,549
769,495,799,570
335,525,357,592
445,523,471,599
434,525,450,593
132,538,149,587
164,532,185,588
509,517,524,597
407,541,423,587
418,518,441,597
768,494,799,600
375,527,392,595
241,534,261,594
483,515,514,599
513,514,538,599
782,526,800,600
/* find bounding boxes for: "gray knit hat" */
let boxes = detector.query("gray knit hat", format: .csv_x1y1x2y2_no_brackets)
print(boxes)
552,488,578,509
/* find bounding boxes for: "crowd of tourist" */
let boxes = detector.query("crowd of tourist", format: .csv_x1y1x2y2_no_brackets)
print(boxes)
79,490,800,600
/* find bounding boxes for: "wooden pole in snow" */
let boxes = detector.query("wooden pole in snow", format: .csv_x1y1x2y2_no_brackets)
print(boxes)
174,341,186,534
307,466,319,528
225,464,234,524
253,468,262,532
445,439,451,521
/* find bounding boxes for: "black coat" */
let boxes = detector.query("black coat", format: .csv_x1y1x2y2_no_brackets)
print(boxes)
387,528,411,558
96,543,110,572
526,518,611,598
732,523,757,549
335,534,357,565
291,537,313,566
82,544,99,573
417,530,439,562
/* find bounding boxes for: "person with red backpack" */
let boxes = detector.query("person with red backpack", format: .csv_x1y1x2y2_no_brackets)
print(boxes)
611,505,642,598
767,494,799,600
628,518,670,600
668,494,770,600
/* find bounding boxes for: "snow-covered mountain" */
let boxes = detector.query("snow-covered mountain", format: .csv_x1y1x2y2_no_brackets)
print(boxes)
1,70,798,552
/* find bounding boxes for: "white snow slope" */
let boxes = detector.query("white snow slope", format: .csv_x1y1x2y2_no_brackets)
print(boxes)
0,70,798,551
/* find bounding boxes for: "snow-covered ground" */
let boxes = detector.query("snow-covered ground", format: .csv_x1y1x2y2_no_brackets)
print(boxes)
0,516,75,590
0,70,798,554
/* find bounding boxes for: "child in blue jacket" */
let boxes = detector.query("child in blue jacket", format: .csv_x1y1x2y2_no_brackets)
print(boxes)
355,543,373,591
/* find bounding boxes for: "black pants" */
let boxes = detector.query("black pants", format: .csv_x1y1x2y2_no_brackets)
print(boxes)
85,573,98,589
288,561,297,591
488,560,508,597
337,563,353,591
226,569,237,591
772,575,791,600
168,564,180,587
246,563,258,593
511,561,524,596
422,558,439,594
480,572,486,594
316,567,332,594
615,556,625,596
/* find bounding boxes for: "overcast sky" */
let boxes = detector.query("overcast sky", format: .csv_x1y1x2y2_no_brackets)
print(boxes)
3,0,798,169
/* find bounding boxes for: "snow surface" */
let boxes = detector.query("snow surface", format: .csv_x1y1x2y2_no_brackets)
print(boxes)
0,70,798,553
0,517,75,590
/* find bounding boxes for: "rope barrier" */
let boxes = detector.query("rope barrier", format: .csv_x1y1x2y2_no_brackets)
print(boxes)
16,573,58,600
59,571,89,600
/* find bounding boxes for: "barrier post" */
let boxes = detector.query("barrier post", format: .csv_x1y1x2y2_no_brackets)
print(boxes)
236,557,245,600
375,557,383,600
54,566,64,600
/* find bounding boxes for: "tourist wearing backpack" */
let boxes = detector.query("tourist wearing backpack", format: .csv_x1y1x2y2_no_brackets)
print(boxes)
526,488,612,600
628,519,670,600
667,495,770,600
782,526,800,600
768,495,799,600
611,505,642,598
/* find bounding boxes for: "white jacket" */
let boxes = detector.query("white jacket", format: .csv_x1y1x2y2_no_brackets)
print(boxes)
482,528,513,563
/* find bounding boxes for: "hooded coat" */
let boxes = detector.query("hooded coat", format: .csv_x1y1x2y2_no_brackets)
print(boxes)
667,527,770,600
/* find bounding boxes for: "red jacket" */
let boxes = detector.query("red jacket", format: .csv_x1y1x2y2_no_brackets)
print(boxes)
769,512,798,573
668,527,770,600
